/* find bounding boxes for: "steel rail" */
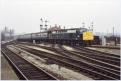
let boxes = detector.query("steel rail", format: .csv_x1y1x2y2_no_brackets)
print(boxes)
1,46,58,80
16,45,119,80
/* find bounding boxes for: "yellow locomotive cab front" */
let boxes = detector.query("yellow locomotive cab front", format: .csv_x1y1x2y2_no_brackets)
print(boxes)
83,32,94,40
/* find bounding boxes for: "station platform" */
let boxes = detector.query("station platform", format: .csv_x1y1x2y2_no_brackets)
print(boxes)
1,53,18,80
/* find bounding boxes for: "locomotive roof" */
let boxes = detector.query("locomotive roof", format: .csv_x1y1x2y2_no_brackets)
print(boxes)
47,27,88,31
18,28,88,36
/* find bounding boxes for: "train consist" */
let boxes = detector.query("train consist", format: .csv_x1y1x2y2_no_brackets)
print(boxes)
17,28,100,46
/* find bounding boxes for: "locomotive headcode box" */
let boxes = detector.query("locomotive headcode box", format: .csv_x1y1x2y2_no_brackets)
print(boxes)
83,32,94,40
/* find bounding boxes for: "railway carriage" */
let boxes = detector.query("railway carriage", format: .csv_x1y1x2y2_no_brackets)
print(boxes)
17,34,32,42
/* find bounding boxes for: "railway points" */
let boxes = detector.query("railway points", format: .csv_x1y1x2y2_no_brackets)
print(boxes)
1,45,58,80
6,45,92,80
89,45,120,49
86,47,120,55
14,45,119,78
1,41,120,80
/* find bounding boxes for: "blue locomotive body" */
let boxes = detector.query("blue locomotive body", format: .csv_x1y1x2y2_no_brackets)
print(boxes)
17,28,100,46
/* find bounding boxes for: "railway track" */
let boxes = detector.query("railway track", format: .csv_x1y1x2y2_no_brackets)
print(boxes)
60,46,120,66
17,42,120,73
73,46,120,58
19,43,120,70
71,46,120,65
14,43,120,80
1,45,58,80
89,45,120,49
57,45,120,75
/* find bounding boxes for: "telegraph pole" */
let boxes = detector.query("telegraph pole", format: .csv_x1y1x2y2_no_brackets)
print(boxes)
91,22,93,32
107,29,109,36
113,27,114,37
112,26,116,46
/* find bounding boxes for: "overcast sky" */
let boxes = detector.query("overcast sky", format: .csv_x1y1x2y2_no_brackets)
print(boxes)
0,0,120,35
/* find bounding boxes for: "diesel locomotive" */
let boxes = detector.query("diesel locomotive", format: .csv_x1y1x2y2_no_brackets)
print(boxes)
17,28,100,46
